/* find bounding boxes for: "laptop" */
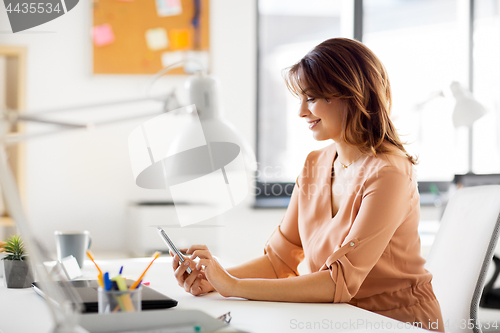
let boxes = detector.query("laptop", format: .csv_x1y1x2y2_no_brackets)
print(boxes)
32,279,178,313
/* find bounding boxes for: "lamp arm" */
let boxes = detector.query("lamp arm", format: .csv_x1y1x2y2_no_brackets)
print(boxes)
1,89,181,145
143,59,205,97
16,114,89,128
3,108,169,145
20,92,174,117
413,90,445,111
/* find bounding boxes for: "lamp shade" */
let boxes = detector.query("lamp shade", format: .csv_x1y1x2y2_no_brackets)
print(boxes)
128,73,256,226
166,115,257,174
179,72,257,171
450,81,487,128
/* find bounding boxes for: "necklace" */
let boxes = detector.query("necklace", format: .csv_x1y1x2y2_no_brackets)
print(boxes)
339,154,364,169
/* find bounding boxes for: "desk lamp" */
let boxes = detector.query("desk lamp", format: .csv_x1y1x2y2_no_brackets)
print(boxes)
450,81,487,174
415,81,487,174
450,81,487,128
0,62,255,332
129,71,256,226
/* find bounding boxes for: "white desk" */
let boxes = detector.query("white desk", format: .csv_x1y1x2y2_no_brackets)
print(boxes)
0,257,430,333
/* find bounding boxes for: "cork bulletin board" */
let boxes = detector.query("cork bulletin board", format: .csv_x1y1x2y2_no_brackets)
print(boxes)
92,0,210,74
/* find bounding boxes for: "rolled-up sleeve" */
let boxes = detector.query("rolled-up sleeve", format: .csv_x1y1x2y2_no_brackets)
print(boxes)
265,226,304,278
320,167,414,303
264,180,304,278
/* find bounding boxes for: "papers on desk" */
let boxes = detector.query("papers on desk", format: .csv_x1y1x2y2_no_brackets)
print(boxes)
78,309,233,333
49,256,83,280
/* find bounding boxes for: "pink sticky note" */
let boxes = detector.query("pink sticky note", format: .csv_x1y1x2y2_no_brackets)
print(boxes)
93,24,115,47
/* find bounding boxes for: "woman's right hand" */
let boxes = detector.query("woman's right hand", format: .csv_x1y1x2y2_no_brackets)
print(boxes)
171,248,215,296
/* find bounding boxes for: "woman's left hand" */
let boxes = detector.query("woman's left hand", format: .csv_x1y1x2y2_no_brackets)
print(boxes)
189,245,238,298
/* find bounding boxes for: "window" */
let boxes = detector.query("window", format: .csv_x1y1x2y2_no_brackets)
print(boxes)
256,0,500,203
363,0,469,180
473,0,500,174
257,0,345,184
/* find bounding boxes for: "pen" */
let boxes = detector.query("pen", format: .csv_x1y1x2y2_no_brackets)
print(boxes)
130,251,160,290
87,250,104,288
103,272,112,291
111,275,128,291
111,275,134,312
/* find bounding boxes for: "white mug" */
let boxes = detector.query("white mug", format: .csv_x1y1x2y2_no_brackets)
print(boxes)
54,230,91,268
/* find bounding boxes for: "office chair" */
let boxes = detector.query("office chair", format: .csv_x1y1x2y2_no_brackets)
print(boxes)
425,185,500,333
480,255,500,308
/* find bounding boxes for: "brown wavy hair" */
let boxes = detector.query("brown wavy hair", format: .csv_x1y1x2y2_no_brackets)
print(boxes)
284,38,416,165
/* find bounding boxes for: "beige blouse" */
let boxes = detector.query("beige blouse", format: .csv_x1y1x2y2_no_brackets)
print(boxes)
264,143,444,331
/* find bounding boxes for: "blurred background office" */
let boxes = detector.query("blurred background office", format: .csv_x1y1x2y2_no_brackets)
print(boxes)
0,0,499,268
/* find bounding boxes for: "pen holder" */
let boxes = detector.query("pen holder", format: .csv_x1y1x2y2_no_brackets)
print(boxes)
98,287,142,313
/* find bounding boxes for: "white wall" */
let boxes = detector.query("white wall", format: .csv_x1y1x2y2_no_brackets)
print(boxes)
0,0,271,256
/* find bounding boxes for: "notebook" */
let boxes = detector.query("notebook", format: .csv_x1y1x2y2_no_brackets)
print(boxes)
32,279,178,313
78,309,234,333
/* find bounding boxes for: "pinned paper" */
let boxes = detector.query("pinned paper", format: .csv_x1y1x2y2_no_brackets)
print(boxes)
185,51,210,73
155,0,182,17
93,24,115,47
169,29,190,49
145,28,169,51
161,51,186,68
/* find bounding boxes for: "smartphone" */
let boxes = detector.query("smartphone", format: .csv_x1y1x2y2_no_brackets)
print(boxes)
157,227,192,274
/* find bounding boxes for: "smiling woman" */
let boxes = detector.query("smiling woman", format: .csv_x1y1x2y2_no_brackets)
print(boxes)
297,96,344,142
284,38,416,164
170,38,444,332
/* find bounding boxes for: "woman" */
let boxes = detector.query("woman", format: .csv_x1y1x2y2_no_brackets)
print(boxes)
171,38,444,331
